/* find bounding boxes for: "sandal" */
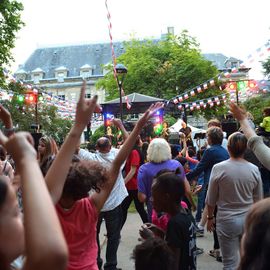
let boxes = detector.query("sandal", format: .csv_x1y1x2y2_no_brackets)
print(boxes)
208,249,220,258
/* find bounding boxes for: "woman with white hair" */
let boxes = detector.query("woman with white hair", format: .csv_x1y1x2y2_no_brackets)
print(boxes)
137,138,195,221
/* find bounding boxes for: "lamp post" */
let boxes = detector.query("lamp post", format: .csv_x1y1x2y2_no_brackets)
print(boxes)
115,64,128,121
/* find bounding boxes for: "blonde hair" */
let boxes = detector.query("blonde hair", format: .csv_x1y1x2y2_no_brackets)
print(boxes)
147,138,171,163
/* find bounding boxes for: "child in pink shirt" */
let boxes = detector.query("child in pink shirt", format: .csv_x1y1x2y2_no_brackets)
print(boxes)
45,82,164,270
152,201,188,231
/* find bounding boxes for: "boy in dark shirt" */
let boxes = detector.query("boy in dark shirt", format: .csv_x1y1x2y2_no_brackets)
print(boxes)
139,169,196,270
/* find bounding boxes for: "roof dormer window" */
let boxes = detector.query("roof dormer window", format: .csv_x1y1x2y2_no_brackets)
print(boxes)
15,68,27,81
55,66,68,82
31,68,44,84
224,58,240,69
80,64,92,78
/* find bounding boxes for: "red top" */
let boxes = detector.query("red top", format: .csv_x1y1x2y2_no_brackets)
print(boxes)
125,149,141,190
56,198,98,270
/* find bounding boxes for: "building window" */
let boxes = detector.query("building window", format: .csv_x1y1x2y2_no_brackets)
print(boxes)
33,74,41,84
85,93,91,99
231,62,238,68
55,66,68,82
70,93,76,101
81,70,92,78
58,94,65,100
57,72,65,82
80,64,92,78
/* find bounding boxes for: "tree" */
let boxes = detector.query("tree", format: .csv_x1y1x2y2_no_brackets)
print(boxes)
0,0,24,87
1,82,72,144
164,115,177,126
243,93,270,125
96,30,225,118
262,57,270,79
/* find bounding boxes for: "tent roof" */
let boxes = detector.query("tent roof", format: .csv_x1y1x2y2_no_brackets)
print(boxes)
101,93,164,105
169,119,205,133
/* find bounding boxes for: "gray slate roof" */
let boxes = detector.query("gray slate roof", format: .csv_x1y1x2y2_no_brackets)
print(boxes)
20,42,125,79
102,92,164,104
18,42,241,80
202,53,239,70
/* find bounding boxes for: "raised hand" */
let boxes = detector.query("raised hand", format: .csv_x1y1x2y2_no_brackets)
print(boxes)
139,224,155,240
112,118,123,128
230,103,247,122
139,223,165,239
137,102,164,128
75,81,98,127
0,131,36,171
0,104,13,128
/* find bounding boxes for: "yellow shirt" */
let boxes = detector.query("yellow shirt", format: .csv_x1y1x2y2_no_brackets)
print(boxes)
260,116,270,132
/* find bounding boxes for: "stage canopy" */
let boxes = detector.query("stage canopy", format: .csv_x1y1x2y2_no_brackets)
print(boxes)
101,93,165,115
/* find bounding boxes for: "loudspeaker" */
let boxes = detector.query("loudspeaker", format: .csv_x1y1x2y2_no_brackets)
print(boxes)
221,121,238,138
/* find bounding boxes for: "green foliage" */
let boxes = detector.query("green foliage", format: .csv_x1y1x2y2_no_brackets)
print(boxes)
96,30,225,119
90,125,106,145
164,115,177,126
0,0,24,87
262,57,270,78
90,124,121,146
1,83,72,144
243,94,270,125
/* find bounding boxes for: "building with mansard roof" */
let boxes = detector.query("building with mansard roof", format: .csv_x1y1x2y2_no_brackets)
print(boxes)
15,40,246,103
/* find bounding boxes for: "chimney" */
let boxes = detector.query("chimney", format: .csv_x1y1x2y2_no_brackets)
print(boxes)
167,27,174,35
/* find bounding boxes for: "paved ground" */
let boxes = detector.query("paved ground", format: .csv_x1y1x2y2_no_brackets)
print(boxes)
100,213,223,270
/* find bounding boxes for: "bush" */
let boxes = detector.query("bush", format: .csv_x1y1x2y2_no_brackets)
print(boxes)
90,124,119,146
164,115,177,126
243,94,270,125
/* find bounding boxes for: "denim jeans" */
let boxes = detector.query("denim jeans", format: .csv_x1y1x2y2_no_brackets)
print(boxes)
195,176,206,222
260,167,270,197
121,189,148,228
216,215,245,270
97,204,123,270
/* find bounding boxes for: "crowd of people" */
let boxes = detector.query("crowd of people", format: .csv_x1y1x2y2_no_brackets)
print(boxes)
1,81,270,270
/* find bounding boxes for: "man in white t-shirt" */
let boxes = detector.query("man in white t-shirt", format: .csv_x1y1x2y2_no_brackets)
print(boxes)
79,136,127,270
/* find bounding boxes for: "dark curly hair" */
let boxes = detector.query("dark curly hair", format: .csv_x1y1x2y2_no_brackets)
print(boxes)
238,198,270,270
132,237,175,270
263,107,270,117
153,168,185,205
62,160,108,201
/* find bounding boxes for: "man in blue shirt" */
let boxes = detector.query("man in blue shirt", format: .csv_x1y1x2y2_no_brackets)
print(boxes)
186,127,229,186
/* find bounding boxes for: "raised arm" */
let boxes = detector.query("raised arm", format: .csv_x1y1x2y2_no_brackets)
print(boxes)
230,103,270,170
92,103,164,211
112,118,129,141
0,104,15,137
230,103,256,140
180,135,187,156
45,81,97,204
186,149,211,181
112,103,163,180
0,132,68,270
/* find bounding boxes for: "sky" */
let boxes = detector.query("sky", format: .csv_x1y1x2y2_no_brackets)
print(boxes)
12,0,270,78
